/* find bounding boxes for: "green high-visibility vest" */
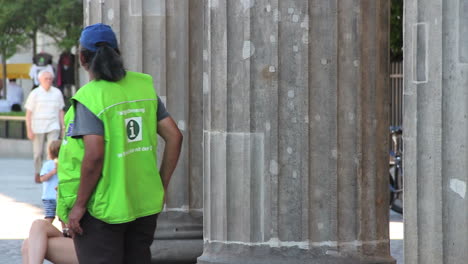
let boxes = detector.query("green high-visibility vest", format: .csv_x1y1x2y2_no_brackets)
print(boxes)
57,71,164,224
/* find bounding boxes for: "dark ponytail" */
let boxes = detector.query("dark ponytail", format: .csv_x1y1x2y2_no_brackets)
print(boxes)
81,44,126,82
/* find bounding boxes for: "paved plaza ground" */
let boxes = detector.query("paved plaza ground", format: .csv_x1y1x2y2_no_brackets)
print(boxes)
0,158,403,264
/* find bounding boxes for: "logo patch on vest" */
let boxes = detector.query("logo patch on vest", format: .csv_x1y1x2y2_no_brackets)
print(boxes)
66,122,74,137
125,117,142,142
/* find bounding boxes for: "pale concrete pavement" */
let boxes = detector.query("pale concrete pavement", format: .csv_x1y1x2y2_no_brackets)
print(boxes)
0,158,403,264
0,158,55,264
390,210,404,264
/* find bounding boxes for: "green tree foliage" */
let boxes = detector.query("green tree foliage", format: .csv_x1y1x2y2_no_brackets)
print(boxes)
0,0,28,95
0,1,27,59
391,0,403,61
43,0,83,51
0,0,83,97
18,0,83,55
21,0,54,57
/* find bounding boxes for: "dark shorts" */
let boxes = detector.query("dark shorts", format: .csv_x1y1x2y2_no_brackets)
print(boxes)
73,212,158,264
42,199,56,218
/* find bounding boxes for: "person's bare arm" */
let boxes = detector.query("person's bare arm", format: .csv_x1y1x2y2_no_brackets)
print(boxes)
157,117,183,191
26,110,34,140
40,168,57,182
59,110,65,137
68,135,104,235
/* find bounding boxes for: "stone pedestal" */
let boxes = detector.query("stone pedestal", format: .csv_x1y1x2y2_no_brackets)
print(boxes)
199,1,394,263
404,1,468,264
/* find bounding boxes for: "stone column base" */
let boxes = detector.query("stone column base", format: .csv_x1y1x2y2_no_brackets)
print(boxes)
151,239,203,264
197,242,395,264
151,211,203,263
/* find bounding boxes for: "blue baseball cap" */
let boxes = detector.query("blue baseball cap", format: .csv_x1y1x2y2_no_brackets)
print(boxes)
80,23,118,52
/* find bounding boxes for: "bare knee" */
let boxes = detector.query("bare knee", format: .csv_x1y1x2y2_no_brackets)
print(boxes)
29,219,50,234
31,219,49,228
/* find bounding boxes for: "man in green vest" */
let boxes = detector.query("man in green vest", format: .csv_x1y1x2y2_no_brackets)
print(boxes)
57,23,183,264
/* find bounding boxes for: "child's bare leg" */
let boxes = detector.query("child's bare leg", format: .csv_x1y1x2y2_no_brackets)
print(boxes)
44,217,54,224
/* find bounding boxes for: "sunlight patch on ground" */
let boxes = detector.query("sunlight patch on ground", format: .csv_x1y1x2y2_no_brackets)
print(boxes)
0,194,61,239
389,221,404,240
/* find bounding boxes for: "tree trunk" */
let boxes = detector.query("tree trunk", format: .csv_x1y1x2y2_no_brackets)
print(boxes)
1,53,7,100
32,30,38,58
74,44,79,93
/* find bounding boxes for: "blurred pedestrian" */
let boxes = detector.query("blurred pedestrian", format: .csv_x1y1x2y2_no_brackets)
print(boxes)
29,53,54,89
24,70,65,183
6,78,24,111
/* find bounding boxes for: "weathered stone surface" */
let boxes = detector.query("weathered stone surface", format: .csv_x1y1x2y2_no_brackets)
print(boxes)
85,0,395,263
201,0,393,263
404,1,468,263
198,242,394,264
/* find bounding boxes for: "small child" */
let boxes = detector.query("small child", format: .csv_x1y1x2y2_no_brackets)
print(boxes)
39,139,62,223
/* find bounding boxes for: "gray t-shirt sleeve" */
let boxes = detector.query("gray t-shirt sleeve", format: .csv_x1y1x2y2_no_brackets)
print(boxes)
157,97,170,121
71,102,104,137
71,96,170,138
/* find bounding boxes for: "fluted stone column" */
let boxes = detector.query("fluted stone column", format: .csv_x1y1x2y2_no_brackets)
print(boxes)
200,1,393,263
404,1,468,264
84,0,204,262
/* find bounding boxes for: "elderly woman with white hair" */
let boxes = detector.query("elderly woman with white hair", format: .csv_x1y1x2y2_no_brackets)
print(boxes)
24,70,65,183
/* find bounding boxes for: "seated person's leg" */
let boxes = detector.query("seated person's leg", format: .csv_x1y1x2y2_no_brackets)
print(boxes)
23,219,77,264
